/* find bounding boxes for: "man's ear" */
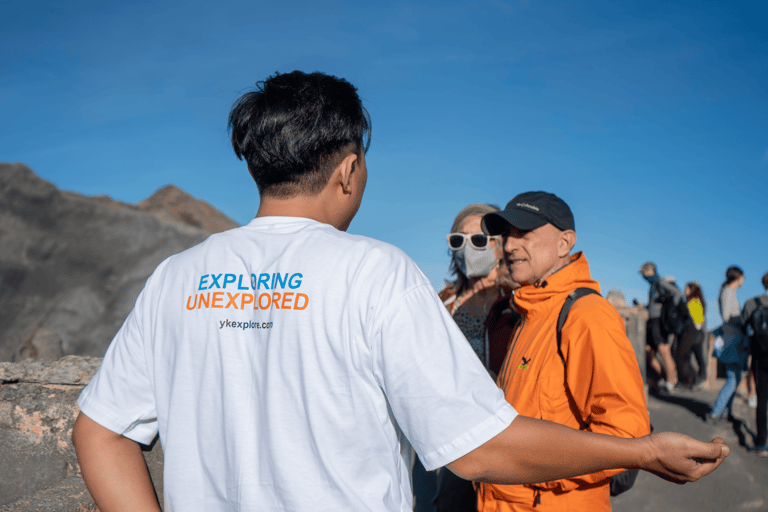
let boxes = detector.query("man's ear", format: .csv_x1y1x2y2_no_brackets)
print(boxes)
336,152,359,194
558,230,577,257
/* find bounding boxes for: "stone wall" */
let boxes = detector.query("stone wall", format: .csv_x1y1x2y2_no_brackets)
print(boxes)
0,356,164,511
606,290,648,381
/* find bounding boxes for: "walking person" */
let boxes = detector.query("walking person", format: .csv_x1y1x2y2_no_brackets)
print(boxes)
707,266,749,423
639,262,679,394
742,272,768,456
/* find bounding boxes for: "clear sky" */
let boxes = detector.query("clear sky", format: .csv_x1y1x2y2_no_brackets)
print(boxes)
2,0,766,328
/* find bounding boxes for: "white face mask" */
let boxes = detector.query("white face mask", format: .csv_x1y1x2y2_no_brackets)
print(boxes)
453,245,497,278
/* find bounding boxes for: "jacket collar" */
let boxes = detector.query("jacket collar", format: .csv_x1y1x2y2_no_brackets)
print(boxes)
513,252,600,315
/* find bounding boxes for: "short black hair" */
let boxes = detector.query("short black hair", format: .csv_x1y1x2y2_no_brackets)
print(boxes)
228,71,371,198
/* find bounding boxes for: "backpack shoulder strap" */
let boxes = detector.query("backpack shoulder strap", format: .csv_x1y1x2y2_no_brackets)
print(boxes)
555,287,601,430
556,287,602,366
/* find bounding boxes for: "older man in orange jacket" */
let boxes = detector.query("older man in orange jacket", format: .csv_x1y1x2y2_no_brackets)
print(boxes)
477,191,650,512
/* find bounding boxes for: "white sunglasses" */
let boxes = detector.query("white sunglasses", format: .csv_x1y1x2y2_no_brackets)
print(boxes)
446,232,500,250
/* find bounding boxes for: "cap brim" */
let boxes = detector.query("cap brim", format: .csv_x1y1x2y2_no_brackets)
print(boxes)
482,209,548,235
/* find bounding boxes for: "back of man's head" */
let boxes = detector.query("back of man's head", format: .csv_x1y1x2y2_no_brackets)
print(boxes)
228,71,371,198
762,272,768,291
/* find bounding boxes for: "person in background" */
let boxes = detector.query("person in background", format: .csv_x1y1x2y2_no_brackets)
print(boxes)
684,282,710,389
639,262,679,394
440,203,519,375
675,282,707,389
741,271,768,457
707,266,748,423
431,203,520,512
477,192,651,512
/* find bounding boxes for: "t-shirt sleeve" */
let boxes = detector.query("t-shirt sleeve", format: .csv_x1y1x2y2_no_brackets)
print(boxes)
370,284,517,471
77,272,160,445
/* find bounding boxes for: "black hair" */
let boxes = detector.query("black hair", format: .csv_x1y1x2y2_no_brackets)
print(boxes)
228,71,371,197
722,265,744,288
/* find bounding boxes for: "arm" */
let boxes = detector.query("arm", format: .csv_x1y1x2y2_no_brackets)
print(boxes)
72,412,162,512
447,415,728,485
721,287,739,324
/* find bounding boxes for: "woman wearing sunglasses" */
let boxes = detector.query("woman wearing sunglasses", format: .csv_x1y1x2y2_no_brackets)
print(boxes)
440,203,517,375
432,203,519,512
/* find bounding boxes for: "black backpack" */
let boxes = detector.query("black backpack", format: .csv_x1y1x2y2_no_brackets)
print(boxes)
555,288,640,497
748,297,768,359
658,282,691,336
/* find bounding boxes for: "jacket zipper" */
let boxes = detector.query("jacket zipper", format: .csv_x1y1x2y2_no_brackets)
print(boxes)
499,313,526,380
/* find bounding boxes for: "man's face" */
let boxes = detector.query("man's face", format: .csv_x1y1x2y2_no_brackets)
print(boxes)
502,223,566,286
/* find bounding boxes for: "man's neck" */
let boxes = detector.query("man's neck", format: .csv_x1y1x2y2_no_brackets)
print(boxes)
256,193,339,228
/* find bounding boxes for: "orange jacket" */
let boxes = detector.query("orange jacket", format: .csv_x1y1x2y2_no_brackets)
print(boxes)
477,253,650,512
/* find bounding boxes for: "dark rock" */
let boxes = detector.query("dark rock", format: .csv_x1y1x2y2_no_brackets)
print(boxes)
13,329,63,362
0,162,238,361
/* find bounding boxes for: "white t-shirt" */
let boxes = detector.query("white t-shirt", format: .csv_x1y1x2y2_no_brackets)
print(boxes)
78,217,516,512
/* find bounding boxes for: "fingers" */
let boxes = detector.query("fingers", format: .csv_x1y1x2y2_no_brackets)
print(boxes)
690,438,730,462
710,438,730,458
647,433,730,484
682,439,730,483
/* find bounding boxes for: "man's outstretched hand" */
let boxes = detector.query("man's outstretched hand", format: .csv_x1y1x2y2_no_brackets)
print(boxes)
642,433,729,484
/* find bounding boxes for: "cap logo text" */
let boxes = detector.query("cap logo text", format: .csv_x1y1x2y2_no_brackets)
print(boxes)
516,203,539,212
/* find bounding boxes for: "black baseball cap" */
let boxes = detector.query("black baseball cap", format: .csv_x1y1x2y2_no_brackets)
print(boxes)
482,191,575,235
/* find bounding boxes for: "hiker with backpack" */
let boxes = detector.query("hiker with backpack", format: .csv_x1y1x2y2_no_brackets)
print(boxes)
476,192,650,512
706,266,749,424
639,262,682,394
741,271,768,456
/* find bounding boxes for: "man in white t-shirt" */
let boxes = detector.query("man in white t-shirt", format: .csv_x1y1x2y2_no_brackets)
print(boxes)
73,70,729,512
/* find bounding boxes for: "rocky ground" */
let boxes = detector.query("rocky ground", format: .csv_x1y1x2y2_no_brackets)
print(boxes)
612,384,768,512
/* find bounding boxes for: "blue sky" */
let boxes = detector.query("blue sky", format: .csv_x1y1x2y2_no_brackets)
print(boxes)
2,0,766,327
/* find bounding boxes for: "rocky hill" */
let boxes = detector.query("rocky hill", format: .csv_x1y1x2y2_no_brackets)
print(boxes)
0,163,239,362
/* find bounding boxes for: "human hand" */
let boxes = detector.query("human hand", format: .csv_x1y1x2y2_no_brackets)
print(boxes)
641,433,729,484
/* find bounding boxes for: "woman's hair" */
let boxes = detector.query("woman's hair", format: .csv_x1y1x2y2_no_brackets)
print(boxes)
722,266,744,289
685,281,706,315
446,203,500,296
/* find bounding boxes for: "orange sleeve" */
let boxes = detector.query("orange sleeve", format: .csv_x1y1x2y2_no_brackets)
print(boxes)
534,296,651,491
